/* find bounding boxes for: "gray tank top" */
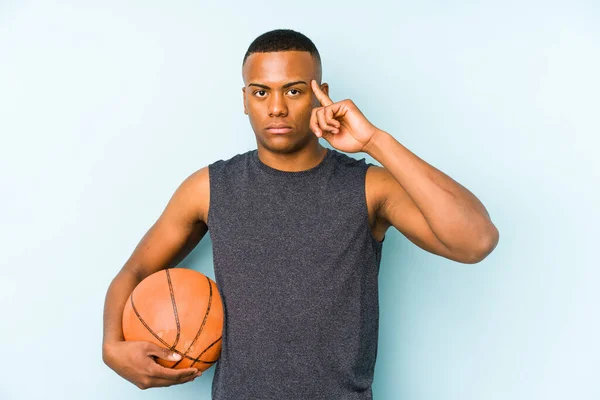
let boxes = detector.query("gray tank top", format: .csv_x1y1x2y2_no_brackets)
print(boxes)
207,147,385,399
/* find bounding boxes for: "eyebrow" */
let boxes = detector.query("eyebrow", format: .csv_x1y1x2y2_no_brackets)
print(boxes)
248,81,308,90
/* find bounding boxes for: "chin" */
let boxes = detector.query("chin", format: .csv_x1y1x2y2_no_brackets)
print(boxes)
256,132,314,155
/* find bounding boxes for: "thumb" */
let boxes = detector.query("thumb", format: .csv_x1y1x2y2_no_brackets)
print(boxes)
145,342,182,362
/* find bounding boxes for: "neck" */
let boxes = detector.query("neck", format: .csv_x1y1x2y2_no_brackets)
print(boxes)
256,142,328,172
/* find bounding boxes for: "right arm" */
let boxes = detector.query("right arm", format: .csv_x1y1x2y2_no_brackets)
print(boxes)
102,166,210,389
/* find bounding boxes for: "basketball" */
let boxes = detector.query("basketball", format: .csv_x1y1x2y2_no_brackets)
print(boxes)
122,268,223,372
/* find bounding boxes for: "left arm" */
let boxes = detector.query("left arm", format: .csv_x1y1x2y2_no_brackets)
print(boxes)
364,129,499,263
308,80,499,263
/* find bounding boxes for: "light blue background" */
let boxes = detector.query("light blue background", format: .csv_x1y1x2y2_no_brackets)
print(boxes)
0,1,598,399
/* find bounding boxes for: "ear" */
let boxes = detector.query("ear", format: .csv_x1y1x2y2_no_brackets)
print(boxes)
242,87,248,114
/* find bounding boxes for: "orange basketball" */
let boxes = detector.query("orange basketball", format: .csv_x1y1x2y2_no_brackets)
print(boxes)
122,268,223,372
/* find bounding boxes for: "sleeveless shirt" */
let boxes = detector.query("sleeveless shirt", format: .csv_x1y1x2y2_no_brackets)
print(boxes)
207,147,385,400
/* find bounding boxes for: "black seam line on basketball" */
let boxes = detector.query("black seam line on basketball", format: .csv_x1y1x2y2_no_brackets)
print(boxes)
191,336,223,366
173,341,221,364
131,293,221,368
165,269,181,349
172,276,214,367
173,275,214,368
131,292,172,349
189,278,219,368
131,288,219,365
171,336,222,364
131,284,219,366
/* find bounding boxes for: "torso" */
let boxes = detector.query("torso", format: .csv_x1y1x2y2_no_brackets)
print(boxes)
197,157,390,243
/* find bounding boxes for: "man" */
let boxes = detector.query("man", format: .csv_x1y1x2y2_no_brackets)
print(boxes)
102,29,499,399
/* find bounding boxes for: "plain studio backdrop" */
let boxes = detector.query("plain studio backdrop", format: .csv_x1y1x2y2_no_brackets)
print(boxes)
0,1,598,399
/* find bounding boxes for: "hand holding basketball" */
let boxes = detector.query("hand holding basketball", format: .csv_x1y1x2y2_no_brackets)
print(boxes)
103,340,201,389
110,268,223,390
121,268,224,371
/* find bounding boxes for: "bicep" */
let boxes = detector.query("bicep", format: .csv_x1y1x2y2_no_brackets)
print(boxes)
372,166,460,262
124,167,209,278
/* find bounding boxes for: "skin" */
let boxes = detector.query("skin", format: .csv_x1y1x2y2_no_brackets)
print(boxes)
241,51,328,171
102,49,499,390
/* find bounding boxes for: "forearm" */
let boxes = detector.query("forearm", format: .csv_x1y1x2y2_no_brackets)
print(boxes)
102,268,142,353
364,129,498,255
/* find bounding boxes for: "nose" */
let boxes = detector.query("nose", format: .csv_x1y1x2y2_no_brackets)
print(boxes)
268,91,288,117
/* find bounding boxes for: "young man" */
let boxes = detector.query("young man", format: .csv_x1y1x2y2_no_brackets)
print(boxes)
102,29,499,399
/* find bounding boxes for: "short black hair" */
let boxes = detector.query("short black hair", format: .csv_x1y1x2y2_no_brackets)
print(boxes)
242,29,322,79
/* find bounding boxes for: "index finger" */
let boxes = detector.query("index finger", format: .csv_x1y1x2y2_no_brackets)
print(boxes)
148,363,199,381
311,79,333,106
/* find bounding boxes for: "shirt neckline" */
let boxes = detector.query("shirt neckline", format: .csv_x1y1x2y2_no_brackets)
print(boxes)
251,148,333,177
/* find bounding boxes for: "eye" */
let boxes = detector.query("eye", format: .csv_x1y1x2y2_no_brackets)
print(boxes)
254,90,267,97
288,89,301,96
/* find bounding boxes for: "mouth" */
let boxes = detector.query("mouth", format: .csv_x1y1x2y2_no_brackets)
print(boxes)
266,127,293,134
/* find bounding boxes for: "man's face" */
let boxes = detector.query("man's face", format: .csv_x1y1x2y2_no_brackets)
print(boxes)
242,51,328,154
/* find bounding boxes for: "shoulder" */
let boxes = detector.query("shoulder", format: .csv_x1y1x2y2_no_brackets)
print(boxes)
209,149,254,172
327,149,389,208
329,148,369,169
365,164,395,190
328,149,390,220
172,166,210,224
195,150,253,222
365,164,394,218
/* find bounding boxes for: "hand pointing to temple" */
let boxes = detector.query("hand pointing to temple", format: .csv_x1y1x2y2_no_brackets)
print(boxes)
310,79,380,154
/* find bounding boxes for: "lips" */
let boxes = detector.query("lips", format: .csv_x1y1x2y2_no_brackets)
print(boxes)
266,127,292,134
266,124,293,134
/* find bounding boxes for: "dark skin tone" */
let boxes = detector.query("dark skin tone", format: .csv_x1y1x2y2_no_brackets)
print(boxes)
238,51,386,242
241,51,329,172
102,50,498,390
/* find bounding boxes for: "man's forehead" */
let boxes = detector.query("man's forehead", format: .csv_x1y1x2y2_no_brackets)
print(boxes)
243,51,317,84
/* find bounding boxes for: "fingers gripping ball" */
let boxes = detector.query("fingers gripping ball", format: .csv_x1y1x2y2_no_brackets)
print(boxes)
122,268,224,372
